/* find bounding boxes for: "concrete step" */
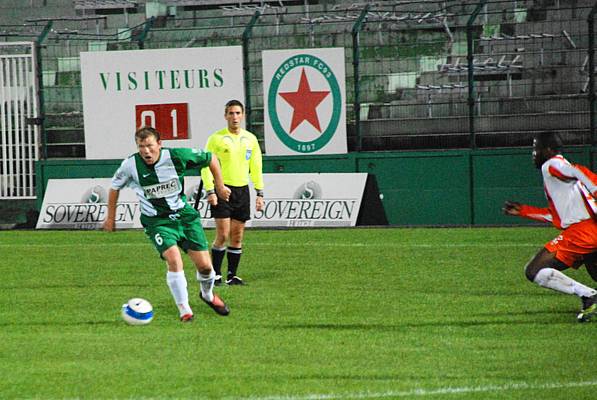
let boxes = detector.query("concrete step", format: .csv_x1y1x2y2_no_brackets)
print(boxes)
361,111,589,136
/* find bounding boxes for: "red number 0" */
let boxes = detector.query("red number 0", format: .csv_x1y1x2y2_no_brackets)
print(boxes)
135,103,189,140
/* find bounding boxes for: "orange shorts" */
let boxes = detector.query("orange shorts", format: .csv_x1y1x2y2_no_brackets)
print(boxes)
545,219,597,268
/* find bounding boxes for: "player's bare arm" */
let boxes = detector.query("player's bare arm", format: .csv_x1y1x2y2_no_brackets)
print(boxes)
209,154,231,202
102,188,120,231
502,200,521,216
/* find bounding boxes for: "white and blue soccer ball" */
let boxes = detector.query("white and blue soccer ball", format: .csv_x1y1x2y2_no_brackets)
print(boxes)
121,298,154,325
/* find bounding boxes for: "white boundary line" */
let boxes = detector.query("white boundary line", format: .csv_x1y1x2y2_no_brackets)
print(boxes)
0,242,542,248
232,380,597,400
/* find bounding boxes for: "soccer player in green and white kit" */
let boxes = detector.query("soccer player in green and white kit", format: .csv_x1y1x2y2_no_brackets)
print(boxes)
103,126,232,322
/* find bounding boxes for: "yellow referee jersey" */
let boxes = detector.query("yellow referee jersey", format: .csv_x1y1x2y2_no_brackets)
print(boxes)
200,128,264,192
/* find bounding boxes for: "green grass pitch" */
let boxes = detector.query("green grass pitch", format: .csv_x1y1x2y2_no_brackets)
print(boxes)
1,227,596,399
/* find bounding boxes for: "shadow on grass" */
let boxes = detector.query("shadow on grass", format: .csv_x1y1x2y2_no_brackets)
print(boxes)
268,317,577,331
288,373,407,381
0,320,121,327
0,283,151,290
464,290,557,297
471,309,573,317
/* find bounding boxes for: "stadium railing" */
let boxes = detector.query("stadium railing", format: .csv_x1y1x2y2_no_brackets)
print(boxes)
1,0,595,157
589,2,596,146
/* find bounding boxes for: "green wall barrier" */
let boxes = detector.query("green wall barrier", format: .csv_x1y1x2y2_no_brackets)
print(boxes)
356,151,471,225
35,147,594,226
472,147,592,226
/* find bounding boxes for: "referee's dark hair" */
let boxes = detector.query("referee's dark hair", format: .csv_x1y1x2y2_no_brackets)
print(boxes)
534,131,563,153
225,99,244,113
135,126,161,142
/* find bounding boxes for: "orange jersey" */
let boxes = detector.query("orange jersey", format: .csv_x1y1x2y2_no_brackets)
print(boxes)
518,155,597,229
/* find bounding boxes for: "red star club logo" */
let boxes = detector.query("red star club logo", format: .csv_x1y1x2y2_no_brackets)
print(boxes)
279,68,330,133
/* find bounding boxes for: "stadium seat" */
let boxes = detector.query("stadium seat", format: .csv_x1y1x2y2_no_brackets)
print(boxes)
1,0,594,156
73,0,137,11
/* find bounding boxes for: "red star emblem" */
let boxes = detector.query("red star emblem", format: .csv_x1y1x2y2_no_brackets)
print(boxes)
279,68,330,133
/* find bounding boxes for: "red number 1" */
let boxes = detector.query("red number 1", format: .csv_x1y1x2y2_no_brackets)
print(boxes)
135,103,189,140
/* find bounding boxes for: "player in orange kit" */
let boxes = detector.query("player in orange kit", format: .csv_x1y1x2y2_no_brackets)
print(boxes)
503,131,597,322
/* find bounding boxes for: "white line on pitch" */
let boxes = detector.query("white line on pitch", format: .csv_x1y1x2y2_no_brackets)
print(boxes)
233,380,597,400
0,242,542,248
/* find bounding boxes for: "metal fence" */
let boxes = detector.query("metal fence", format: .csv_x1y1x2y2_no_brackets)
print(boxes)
140,0,597,152
0,0,595,161
0,42,41,199
348,0,595,150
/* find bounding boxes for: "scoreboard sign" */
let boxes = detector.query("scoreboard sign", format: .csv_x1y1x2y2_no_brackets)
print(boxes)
81,46,244,160
135,103,189,140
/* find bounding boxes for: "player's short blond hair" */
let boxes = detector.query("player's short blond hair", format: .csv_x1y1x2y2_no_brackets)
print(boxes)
135,126,160,142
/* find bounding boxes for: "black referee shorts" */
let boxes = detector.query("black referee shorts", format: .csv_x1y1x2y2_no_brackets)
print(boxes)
210,185,251,222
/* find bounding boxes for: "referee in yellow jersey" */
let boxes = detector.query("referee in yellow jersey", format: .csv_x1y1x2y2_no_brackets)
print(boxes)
200,100,264,285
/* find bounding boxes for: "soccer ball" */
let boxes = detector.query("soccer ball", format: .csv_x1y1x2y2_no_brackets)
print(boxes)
121,298,154,325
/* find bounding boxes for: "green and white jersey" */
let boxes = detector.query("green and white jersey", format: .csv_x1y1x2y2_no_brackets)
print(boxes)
111,148,211,217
